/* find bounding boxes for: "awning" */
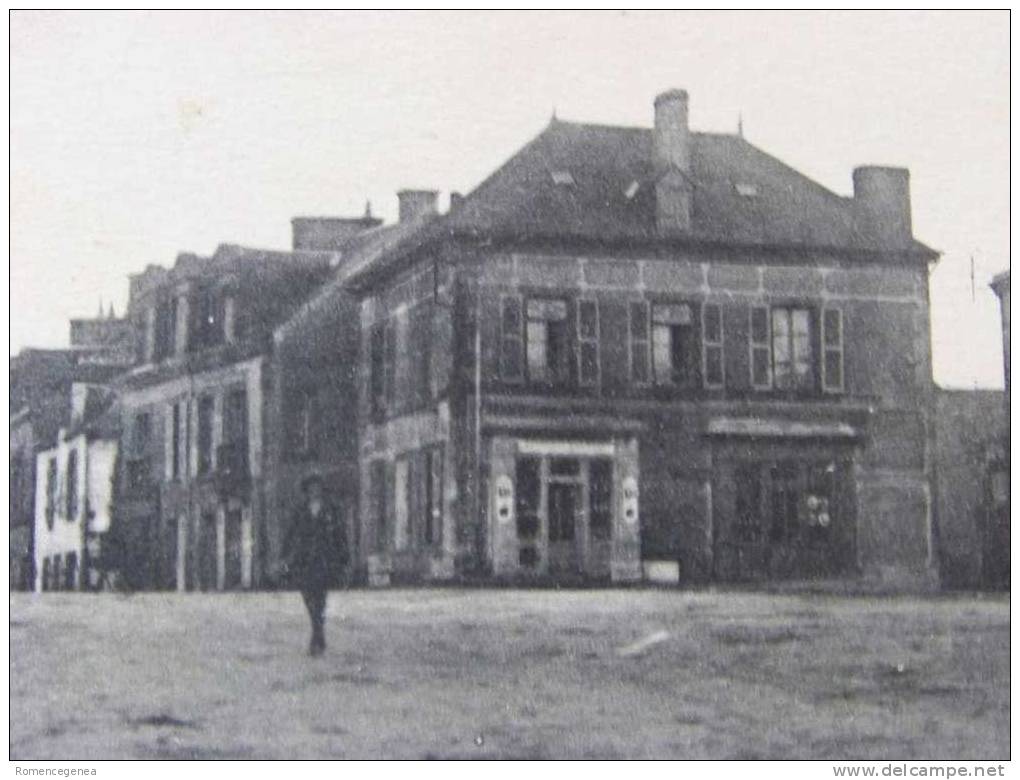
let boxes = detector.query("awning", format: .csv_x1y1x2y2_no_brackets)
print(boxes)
706,416,860,440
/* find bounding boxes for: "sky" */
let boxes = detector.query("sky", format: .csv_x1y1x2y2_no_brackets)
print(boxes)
9,11,1009,388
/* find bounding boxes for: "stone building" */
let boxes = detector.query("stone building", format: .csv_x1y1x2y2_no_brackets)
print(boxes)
111,241,362,590
9,312,134,590
33,386,119,591
307,88,941,586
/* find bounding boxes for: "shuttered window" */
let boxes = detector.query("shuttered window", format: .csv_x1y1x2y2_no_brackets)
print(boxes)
370,323,386,417
749,306,772,390
702,303,724,389
499,295,524,381
384,320,397,409
821,307,845,393
629,301,651,384
577,298,601,387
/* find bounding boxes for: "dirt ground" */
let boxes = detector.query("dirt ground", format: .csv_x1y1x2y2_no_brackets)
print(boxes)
8,588,1010,759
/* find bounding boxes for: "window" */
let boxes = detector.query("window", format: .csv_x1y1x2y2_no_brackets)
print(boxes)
749,306,772,389
702,303,724,389
526,299,570,383
222,388,249,477
132,412,152,456
41,558,51,592
384,321,396,411
394,458,410,551
577,299,600,387
735,464,762,541
45,457,58,530
65,450,79,521
197,396,214,476
423,447,444,548
499,296,525,382
652,303,697,386
370,460,388,553
629,301,651,383
772,307,814,391
515,457,541,568
153,295,178,361
370,323,386,417
589,459,613,542
821,307,845,393
64,552,77,590
53,555,62,591
291,389,317,457
190,287,225,351
412,303,433,406
171,402,182,480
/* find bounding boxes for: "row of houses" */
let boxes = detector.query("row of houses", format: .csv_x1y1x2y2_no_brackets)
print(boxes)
11,89,1010,593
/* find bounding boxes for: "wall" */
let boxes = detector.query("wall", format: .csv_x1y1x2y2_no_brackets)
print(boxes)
462,246,934,583
34,434,88,590
933,389,1007,588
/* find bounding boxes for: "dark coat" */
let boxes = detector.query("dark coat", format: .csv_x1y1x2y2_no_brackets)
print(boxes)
282,502,349,590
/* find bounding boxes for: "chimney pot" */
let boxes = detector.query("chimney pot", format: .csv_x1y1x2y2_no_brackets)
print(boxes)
397,190,439,223
852,166,912,246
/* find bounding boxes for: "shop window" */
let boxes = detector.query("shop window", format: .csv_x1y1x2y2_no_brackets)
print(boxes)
550,457,580,477
526,298,570,384
589,459,613,542
576,299,601,386
515,457,541,566
652,303,697,387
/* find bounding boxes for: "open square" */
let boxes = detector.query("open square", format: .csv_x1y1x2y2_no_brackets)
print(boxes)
9,589,1009,759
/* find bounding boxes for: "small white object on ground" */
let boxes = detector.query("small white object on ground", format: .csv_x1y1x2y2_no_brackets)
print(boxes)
617,630,671,657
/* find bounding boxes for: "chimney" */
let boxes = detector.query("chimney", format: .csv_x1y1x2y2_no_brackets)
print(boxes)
653,89,693,235
397,190,439,223
852,166,913,247
449,191,465,212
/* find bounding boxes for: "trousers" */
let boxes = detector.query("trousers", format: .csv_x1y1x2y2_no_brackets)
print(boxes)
301,588,327,649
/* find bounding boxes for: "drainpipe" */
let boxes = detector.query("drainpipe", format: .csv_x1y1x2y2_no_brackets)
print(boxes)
474,283,483,573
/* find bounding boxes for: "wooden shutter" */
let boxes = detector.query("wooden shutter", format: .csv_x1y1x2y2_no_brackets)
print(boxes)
749,305,772,390
499,295,524,382
629,301,650,384
821,307,845,393
577,298,601,387
702,302,725,389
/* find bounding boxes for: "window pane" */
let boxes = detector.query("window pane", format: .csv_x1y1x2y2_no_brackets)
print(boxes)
653,324,672,382
526,320,547,379
527,299,567,321
515,457,541,541
823,309,842,347
578,300,598,339
752,347,770,387
705,346,723,386
629,302,649,341
825,350,843,390
632,344,649,383
502,297,522,332
653,303,692,325
546,319,567,381
703,304,721,342
550,458,580,476
580,343,599,384
589,459,613,541
751,307,769,344
792,309,811,337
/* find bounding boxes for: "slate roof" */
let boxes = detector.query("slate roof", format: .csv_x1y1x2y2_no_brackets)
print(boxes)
446,119,936,255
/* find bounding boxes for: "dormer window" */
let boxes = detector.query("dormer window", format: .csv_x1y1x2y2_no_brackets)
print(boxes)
189,286,225,351
551,170,575,186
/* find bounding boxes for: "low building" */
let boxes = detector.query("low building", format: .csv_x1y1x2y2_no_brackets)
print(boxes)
33,386,119,591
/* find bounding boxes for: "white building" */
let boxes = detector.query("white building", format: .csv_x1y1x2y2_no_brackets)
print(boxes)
34,385,119,592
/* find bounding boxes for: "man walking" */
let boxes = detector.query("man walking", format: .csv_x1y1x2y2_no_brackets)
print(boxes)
281,475,348,656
